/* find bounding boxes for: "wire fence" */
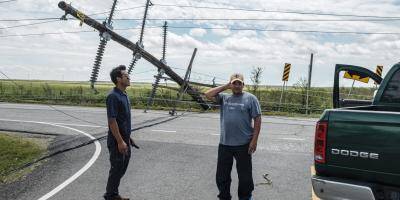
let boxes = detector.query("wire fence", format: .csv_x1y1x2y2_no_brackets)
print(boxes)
0,79,376,115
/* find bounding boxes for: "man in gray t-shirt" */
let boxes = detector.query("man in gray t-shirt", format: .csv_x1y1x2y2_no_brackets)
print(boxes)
205,73,262,200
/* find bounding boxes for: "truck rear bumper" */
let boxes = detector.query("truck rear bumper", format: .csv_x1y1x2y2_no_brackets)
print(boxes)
312,175,375,200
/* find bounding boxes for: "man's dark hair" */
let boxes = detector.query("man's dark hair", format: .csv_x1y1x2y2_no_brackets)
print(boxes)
110,65,127,85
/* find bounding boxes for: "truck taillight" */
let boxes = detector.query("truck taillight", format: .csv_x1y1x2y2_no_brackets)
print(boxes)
314,121,328,164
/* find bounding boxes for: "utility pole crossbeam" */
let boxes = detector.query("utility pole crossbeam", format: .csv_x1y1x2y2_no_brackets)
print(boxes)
58,1,209,110
170,48,197,116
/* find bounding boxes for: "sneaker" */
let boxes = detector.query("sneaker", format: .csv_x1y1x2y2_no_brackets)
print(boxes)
112,195,129,200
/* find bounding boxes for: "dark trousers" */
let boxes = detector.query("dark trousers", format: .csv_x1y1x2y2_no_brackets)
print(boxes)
104,145,131,200
216,143,254,200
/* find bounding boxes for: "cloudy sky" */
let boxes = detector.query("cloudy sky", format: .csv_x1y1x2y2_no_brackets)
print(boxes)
1,0,400,87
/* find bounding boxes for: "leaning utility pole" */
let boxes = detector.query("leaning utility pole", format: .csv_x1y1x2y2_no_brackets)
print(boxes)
169,48,197,116
89,0,118,92
127,0,152,74
58,1,210,110
144,21,167,113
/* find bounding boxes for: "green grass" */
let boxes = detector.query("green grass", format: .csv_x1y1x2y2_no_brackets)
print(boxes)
0,133,46,183
0,79,376,115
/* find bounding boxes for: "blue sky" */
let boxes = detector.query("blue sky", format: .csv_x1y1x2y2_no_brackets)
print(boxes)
1,0,400,87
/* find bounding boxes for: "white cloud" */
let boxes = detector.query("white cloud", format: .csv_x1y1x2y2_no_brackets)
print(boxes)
212,28,231,36
1,0,400,85
189,28,207,37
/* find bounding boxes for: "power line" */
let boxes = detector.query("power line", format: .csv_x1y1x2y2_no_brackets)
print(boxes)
117,18,400,22
169,26,400,35
2,24,400,38
0,0,17,3
153,3,400,19
0,17,60,22
8,17,387,31
0,19,59,30
0,27,148,38
133,69,157,75
3,2,400,23
4,17,400,22
0,30,95,37
87,5,146,17
0,6,146,29
168,66,228,81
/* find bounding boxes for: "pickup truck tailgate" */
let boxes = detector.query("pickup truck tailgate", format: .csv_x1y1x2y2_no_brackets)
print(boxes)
323,109,400,186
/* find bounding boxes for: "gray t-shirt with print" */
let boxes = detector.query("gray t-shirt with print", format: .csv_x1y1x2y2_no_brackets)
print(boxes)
216,92,262,146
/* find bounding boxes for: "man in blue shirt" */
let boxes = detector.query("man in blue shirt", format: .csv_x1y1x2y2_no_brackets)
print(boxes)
104,65,136,200
205,73,262,200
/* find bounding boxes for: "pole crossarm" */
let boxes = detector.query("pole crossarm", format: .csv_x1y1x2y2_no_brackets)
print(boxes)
58,1,210,110
157,76,215,88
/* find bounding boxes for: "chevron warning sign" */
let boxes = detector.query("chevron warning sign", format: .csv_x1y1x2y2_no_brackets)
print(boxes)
375,65,383,77
374,65,383,85
343,70,370,83
282,63,291,81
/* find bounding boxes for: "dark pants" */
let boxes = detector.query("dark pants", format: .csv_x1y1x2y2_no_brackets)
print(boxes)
104,144,131,200
216,143,254,200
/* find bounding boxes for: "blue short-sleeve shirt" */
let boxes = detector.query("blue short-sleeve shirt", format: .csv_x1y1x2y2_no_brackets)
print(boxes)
106,87,132,146
216,92,261,146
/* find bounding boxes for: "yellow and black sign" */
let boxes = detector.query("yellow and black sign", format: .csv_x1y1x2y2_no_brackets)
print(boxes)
375,65,383,77
282,63,291,81
374,65,383,85
343,70,370,83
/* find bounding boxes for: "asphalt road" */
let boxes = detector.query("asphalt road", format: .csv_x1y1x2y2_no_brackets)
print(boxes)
0,103,317,200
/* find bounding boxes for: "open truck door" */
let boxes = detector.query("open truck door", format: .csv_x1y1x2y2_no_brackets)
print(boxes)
333,64,383,108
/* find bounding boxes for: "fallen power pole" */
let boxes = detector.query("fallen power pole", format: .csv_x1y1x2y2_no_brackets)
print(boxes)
58,1,210,110
145,21,167,112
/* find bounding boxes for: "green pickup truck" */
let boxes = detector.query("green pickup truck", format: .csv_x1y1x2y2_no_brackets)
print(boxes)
312,63,400,200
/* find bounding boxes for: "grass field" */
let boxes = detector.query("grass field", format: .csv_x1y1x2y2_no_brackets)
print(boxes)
0,133,47,183
0,79,376,114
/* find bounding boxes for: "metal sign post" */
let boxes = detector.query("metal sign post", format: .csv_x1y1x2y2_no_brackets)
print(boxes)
347,80,355,98
306,53,313,114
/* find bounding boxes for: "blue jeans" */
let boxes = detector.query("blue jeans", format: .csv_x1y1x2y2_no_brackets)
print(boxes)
216,143,254,200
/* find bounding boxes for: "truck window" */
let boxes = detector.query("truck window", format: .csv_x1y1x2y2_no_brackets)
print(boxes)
381,69,400,103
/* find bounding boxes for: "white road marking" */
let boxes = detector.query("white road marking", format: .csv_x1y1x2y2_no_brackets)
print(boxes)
0,119,101,200
151,129,177,133
279,138,305,141
52,122,106,128
210,134,220,136
0,118,106,128
0,103,106,113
